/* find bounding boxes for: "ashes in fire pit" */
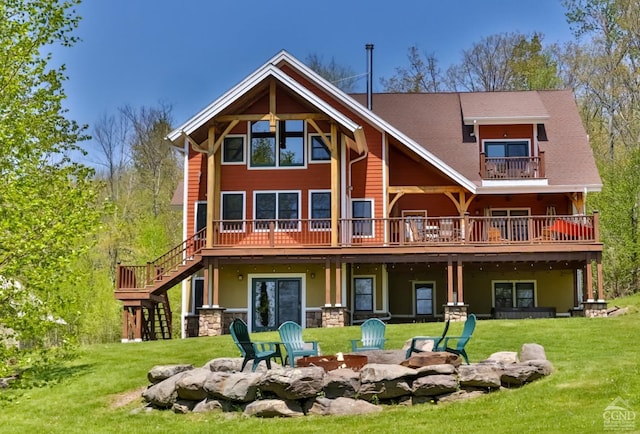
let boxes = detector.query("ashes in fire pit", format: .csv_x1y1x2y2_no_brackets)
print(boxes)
297,354,368,371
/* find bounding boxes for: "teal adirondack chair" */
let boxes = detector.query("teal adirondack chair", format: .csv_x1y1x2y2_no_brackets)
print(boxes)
229,318,282,372
405,319,450,358
351,318,387,352
278,321,319,367
436,314,476,364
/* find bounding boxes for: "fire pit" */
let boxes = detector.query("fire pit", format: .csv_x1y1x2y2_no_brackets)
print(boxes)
297,354,368,372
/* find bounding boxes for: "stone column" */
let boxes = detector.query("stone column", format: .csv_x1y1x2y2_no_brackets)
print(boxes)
322,306,347,328
582,301,608,318
197,307,226,336
443,304,468,322
184,314,200,337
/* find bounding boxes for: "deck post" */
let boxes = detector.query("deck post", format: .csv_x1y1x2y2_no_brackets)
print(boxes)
586,257,594,301
456,259,464,305
212,258,219,307
446,256,454,305
335,257,342,306
596,255,604,301
324,259,331,307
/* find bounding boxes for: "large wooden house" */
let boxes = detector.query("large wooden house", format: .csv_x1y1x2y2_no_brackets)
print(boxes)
115,50,605,341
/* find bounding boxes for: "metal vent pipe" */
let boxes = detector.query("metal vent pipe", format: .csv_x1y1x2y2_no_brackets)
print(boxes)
366,43,374,110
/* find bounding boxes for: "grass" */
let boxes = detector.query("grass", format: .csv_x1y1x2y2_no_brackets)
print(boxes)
2,294,640,433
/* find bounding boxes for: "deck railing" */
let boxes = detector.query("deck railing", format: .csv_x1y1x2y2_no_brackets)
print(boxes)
116,227,206,289
209,214,597,248
480,152,545,179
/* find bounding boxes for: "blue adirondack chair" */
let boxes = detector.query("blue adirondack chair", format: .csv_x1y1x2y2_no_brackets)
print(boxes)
229,318,282,372
278,321,319,367
436,314,477,364
405,319,450,358
351,318,387,351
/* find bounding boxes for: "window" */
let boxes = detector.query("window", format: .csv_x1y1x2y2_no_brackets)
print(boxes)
354,277,374,311
309,190,331,230
254,191,300,230
484,140,529,157
222,136,245,164
195,201,207,233
250,121,276,166
192,277,204,313
249,120,305,168
415,282,434,315
493,281,536,308
221,192,245,232
309,134,331,162
279,120,304,166
352,199,373,237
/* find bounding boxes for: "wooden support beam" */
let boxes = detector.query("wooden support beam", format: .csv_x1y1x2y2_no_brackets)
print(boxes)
206,126,216,248
182,132,208,153
269,81,277,132
586,258,594,301
388,192,405,213
567,192,585,214
596,255,604,301
331,123,340,246
216,113,330,122
457,260,464,304
335,257,342,306
447,257,454,305
212,259,219,307
324,259,331,307
307,118,333,152
211,120,239,154
388,185,468,195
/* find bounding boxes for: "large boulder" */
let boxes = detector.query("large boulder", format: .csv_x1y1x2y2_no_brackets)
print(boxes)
243,399,304,418
412,374,458,397
307,397,383,416
258,366,325,400
501,362,550,387
348,350,406,365
358,363,417,400
323,368,360,399
401,352,461,368
519,343,547,362
147,364,193,384
415,363,457,376
203,358,243,372
484,351,519,365
458,364,502,389
204,371,262,402
175,367,211,401
142,371,190,408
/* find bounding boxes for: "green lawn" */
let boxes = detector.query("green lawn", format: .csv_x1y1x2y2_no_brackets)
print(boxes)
2,294,639,433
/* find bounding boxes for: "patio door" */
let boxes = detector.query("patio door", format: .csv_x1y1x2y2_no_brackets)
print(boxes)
251,278,301,331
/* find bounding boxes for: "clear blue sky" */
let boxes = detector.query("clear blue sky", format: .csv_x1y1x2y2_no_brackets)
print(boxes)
52,0,576,146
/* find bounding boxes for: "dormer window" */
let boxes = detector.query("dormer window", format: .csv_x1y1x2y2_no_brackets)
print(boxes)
484,140,529,158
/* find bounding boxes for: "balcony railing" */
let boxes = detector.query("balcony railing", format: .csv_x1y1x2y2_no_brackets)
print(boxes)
209,214,598,248
480,152,545,179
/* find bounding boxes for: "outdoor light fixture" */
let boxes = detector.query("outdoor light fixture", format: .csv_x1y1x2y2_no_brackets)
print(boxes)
237,273,244,281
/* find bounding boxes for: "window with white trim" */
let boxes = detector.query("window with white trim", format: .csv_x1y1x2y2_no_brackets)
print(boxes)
493,281,536,308
249,120,305,168
221,192,245,232
222,135,245,164
354,276,374,312
254,191,300,231
414,282,435,315
484,140,530,157
352,199,373,237
309,190,331,230
308,134,331,162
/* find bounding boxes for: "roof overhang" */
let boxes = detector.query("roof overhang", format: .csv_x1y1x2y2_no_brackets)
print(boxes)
476,183,603,195
463,115,550,125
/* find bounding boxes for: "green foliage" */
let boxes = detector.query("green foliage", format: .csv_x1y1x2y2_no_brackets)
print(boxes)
0,1,101,376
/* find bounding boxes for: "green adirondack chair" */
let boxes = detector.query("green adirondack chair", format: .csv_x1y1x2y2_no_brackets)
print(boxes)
351,318,387,352
278,321,319,367
436,313,477,364
405,319,450,358
229,318,282,372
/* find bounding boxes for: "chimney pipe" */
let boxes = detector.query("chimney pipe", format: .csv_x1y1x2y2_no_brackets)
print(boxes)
366,43,374,110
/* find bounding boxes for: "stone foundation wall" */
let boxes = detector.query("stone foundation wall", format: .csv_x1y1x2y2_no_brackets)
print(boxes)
222,312,247,335
443,304,468,322
197,308,225,337
322,307,347,327
582,301,608,318
306,310,322,328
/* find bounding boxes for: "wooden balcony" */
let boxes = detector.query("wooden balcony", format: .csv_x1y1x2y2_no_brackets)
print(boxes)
209,214,598,248
480,152,545,180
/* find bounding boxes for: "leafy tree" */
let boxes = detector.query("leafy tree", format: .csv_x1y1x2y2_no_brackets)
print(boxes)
380,46,444,92
0,0,100,380
446,32,562,92
305,53,360,93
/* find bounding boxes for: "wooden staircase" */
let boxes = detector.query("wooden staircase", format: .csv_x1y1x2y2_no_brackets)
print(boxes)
115,229,206,341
